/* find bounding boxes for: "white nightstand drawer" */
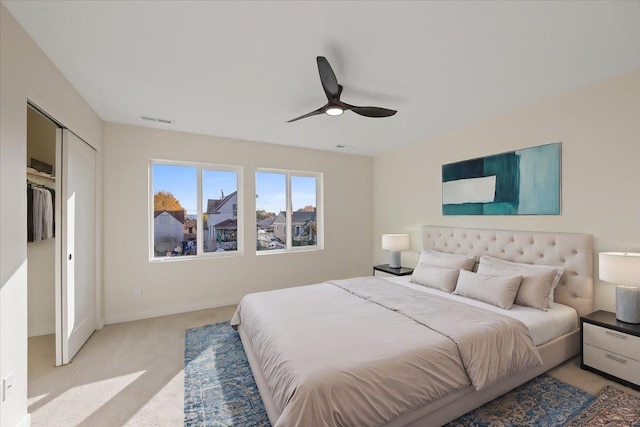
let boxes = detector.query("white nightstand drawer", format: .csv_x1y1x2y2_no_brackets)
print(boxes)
583,323,640,361
583,344,640,387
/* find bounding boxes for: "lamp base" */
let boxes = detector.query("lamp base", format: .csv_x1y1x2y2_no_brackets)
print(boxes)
389,251,401,269
616,285,640,324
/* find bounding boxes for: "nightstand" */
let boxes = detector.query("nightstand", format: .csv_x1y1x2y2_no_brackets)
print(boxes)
581,310,640,390
373,264,414,278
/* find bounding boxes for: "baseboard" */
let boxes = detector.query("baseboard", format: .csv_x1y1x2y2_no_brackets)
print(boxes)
104,297,241,324
28,325,55,338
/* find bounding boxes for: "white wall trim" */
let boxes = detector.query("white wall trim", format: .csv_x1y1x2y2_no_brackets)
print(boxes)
104,297,241,325
28,326,55,338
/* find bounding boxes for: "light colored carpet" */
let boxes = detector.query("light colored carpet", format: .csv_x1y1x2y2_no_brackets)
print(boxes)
28,305,640,426
28,306,235,427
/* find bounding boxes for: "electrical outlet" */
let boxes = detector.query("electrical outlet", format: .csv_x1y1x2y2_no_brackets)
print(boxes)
2,374,13,401
133,286,142,296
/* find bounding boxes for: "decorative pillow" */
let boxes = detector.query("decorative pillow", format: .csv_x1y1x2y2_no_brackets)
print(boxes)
477,262,557,310
410,264,460,292
453,270,523,310
417,250,476,271
477,255,564,307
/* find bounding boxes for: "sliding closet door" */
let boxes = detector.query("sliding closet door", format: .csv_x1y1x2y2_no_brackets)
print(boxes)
60,129,96,364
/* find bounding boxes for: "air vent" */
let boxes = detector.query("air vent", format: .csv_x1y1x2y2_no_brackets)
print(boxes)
140,115,174,125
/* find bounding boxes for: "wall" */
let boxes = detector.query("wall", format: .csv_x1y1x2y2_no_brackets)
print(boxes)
103,123,373,323
27,107,58,337
0,5,103,426
26,108,57,174
373,70,640,313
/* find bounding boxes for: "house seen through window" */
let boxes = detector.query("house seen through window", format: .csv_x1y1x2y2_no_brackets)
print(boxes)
151,162,240,259
256,171,321,252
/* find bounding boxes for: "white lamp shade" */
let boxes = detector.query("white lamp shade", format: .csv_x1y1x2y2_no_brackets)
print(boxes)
381,234,410,251
599,252,640,286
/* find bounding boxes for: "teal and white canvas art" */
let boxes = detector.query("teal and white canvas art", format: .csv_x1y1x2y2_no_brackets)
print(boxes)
442,142,561,215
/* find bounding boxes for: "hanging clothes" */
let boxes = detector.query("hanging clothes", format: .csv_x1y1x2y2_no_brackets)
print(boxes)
27,184,34,242
33,186,44,240
27,182,55,242
47,187,55,237
42,187,53,239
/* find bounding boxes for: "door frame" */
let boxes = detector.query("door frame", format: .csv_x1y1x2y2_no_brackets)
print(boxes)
54,127,63,366
27,100,102,366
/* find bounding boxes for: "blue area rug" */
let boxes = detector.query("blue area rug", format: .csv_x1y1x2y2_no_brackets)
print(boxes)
184,321,269,426
445,374,594,427
185,322,595,427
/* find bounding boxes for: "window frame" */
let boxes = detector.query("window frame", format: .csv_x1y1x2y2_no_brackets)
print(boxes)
149,159,243,262
255,168,323,254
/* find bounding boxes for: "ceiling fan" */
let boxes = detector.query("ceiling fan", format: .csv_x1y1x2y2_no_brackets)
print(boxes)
287,56,397,123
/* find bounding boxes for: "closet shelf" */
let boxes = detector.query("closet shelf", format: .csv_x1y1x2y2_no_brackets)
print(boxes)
27,168,55,181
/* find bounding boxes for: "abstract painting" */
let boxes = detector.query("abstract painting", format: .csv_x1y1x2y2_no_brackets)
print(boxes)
442,142,561,215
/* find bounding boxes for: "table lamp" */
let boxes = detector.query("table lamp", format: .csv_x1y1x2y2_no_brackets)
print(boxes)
382,234,410,268
599,252,640,324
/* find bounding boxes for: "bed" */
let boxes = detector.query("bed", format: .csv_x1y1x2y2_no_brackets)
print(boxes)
231,226,593,426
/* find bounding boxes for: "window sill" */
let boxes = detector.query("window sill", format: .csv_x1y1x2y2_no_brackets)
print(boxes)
149,250,244,263
256,246,323,256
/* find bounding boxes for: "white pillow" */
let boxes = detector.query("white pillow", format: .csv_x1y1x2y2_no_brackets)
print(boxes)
417,250,476,271
454,270,523,310
477,255,564,307
477,262,557,310
410,264,460,292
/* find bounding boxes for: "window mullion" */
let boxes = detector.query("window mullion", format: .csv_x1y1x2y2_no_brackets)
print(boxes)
197,166,203,256
315,175,321,249
286,173,292,249
149,163,154,260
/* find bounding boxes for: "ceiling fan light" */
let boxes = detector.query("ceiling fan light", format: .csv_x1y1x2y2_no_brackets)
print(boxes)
326,106,344,116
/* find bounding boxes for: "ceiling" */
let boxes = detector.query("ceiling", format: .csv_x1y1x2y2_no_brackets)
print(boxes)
4,1,640,156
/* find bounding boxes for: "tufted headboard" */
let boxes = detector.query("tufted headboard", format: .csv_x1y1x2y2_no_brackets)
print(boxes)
422,226,594,317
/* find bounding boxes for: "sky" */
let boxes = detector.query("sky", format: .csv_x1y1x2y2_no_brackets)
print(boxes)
153,164,316,215
256,172,317,214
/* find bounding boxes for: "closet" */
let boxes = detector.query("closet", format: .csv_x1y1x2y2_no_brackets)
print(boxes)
27,104,97,366
27,106,57,339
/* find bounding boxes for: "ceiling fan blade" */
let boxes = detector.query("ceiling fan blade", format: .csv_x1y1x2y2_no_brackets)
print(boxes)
344,104,397,118
317,56,340,100
287,106,325,123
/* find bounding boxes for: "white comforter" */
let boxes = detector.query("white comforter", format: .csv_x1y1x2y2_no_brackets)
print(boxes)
231,277,542,427
387,276,579,346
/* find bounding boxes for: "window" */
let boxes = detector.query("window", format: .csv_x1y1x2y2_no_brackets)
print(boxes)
256,170,322,252
150,161,242,260
203,169,239,254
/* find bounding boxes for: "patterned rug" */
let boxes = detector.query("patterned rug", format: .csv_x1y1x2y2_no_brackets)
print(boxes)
184,321,637,427
565,386,640,426
445,375,593,427
184,321,269,426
